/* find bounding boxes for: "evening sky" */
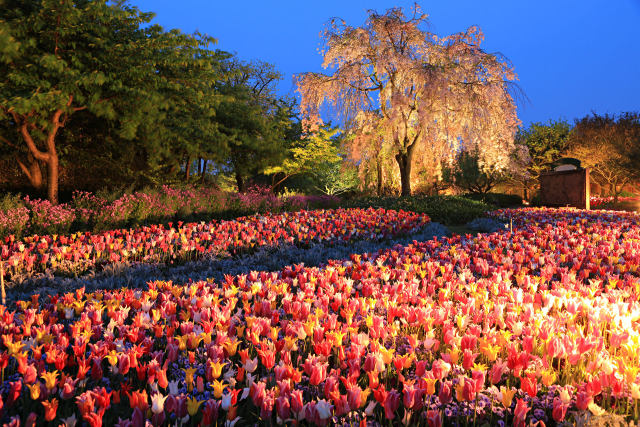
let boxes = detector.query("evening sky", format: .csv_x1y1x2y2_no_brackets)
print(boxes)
130,0,640,126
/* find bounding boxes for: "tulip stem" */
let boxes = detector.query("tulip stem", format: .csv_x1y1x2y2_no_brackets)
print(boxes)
473,392,478,426
1,260,5,306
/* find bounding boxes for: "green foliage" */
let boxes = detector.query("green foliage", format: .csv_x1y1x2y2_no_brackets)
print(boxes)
343,195,492,225
214,59,293,192
462,192,523,208
512,120,572,198
313,160,359,196
441,150,507,194
0,192,24,212
265,125,342,187
516,120,572,173
0,0,238,199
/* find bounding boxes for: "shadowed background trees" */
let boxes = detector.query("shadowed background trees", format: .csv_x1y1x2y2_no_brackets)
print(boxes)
0,0,303,202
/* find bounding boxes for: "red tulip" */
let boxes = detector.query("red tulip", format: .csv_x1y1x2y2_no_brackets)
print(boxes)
309,362,328,386
427,410,442,427
42,398,58,421
513,398,529,427
520,373,538,398
552,397,568,422
383,389,400,420
290,389,304,414
276,395,291,420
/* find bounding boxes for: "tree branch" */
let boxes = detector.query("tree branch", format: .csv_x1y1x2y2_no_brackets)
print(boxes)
15,156,33,181
19,121,50,162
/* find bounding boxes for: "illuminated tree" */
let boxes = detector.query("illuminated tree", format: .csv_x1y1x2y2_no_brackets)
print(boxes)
263,125,342,190
568,112,640,202
296,4,520,195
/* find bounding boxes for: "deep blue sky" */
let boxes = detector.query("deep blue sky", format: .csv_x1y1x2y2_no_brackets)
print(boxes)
131,0,640,127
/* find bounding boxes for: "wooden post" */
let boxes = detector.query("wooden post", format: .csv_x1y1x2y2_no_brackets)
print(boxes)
1,261,5,307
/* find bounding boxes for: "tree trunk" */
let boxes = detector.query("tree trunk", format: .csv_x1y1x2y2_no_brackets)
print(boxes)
16,153,44,190
376,159,383,196
184,158,191,181
200,159,207,183
17,109,64,204
395,143,415,197
47,152,59,205
235,171,246,193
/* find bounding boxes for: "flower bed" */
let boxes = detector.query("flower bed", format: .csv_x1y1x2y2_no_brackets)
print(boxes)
0,208,430,282
590,196,640,208
0,186,341,239
0,208,639,426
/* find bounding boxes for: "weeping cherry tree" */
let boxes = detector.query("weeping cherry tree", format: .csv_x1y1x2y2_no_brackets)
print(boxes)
296,4,521,195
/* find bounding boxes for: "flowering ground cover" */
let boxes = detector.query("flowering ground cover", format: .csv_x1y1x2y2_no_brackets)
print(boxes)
1,207,640,426
0,185,338,239
0,208,429,283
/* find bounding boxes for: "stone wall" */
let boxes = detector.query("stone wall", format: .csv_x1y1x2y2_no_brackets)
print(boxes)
539,169,590,209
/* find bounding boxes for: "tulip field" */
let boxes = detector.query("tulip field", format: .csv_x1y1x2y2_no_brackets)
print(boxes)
0,208,428,282
1,207,640,426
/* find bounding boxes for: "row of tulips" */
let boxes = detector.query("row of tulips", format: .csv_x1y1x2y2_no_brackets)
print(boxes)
589,196,639,208
0,208,430,282
0,207,639,425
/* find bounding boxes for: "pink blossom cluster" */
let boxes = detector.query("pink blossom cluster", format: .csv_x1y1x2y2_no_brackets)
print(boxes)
0,207,29,240
23,197,77,236
0,185,339,238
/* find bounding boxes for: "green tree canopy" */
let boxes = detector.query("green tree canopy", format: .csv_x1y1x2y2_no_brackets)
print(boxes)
442,149,508,195
511,120,572,200
214,59,293,192
0,0,231,201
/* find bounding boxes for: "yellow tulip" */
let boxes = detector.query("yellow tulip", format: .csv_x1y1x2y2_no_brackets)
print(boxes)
379,347,395,365
209,360,226,379
183,367,197,392
480,341,500,362
423,378,437,395
448,348,460,365
105,350,119,366
212,379,227,399
4,340,24,357
27,382,41,400
223,338,240,356
176,336,188,351
500,386,516,409
541,370,556,387
588,402,606,416
283,336,298,352
186,396,203,416
327,331,347,347
630,383,640,400
360,388,371,407
41,370,58,391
